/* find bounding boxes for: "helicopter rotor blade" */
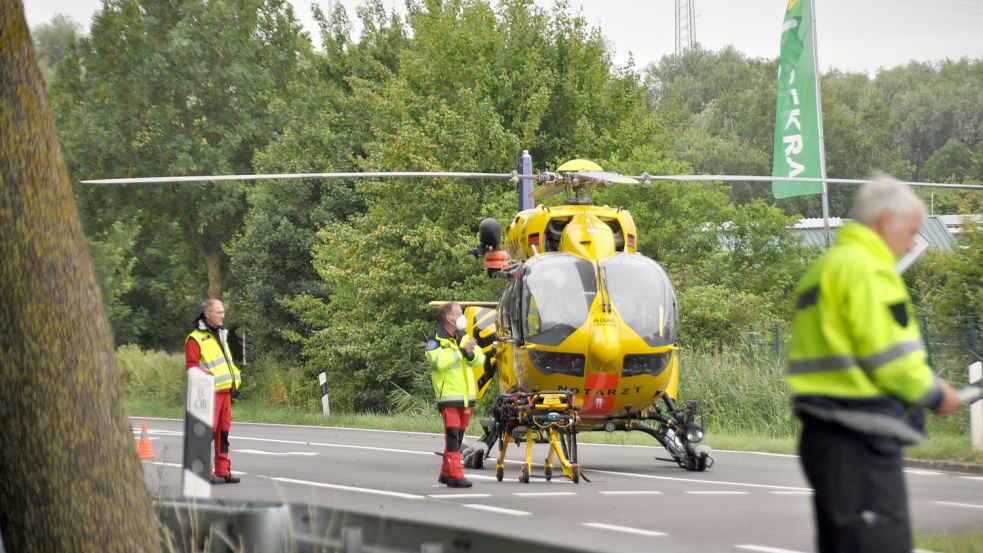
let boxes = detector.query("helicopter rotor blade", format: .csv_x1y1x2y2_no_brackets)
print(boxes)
577,171,639,186
80,171,536,186
530,181,568,200
634,173,983,191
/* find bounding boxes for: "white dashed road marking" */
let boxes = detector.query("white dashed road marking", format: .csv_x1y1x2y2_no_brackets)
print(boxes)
932,500,983,510
513,492,577,497
427,494,492,499
582,522,666,537
236,449,318,456
262,476,424,500
735,545,807,553
463,504,531,516
600,490,663,496
685,491,749,495
769,491,812,496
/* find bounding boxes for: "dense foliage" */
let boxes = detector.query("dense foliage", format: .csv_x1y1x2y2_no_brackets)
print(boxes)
37,0,983,412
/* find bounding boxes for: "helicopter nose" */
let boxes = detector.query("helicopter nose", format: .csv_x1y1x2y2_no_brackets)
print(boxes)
589,322,621,365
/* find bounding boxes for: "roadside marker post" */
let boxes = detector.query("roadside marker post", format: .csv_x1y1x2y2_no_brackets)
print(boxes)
183,369,215,498
971,361,982,451
319,372,331,416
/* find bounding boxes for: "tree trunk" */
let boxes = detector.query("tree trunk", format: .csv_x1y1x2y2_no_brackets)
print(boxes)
202,245,224,300
0,3,161,551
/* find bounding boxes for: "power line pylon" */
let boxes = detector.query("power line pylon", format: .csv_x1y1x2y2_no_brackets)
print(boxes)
674,0,696,56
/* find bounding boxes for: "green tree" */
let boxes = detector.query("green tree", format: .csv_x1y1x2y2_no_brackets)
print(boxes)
229,0,405,359
1,1,160,549
30,12,81,84
289,0,664,411
53,0,308,347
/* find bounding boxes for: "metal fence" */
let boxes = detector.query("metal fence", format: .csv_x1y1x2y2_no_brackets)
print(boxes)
742,317,982,381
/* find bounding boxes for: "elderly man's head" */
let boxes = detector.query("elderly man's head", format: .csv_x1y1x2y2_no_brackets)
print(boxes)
851,174,927,259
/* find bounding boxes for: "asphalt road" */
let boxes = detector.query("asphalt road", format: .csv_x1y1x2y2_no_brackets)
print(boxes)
134,417,983,553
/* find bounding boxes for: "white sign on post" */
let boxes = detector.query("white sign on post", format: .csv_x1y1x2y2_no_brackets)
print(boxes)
182,369,215,498
896,231,930,274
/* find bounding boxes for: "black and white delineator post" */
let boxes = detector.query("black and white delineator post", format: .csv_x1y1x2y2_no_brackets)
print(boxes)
967,361,982,450
318,372,331,416
182,368,215,498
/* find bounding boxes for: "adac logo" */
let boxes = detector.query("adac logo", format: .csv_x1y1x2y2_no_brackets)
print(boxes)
787,0,799,12
592,316,616,326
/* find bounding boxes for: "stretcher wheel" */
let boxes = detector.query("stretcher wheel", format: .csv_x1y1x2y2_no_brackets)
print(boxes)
544,467,552,481
496,466,504,481
520,466,530,484
571,466,580,484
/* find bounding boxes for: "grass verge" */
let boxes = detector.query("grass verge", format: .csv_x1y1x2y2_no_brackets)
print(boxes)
916,526,983,553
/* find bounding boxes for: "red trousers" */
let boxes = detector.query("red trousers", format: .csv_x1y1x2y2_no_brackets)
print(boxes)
213,390,233,477
439,406,471,480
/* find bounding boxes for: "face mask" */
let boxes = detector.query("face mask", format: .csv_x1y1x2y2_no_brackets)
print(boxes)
455,314,467,333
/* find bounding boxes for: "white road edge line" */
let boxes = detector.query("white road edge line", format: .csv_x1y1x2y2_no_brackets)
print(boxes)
735,545,807,553
770,491,812,495
582,522,666,537
261,476,424,500
685,491,749,495
932,500,983,510
463,504,531,516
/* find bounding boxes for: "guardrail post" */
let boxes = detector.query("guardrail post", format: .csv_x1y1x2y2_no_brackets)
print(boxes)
319,372,331,416
183,368,215,498
971,360,982,451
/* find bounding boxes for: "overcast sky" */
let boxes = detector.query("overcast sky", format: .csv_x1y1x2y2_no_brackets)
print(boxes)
22,0,983,75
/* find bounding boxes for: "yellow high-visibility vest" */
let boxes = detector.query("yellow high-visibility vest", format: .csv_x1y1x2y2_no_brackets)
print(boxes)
786,222,939,442
426,325,484,409
188,328,242,392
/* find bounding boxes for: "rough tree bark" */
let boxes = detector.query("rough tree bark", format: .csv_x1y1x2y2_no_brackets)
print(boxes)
0,1,161,551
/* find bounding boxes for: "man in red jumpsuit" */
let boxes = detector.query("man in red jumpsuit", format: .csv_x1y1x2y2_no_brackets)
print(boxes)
186,299,242,484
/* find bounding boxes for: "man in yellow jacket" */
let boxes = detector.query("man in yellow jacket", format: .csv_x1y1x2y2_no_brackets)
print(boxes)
186,299,243,484
787,175,964,553
426,302,485,488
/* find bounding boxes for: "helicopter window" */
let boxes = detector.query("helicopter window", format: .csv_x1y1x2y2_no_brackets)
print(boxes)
522,254,597,346
601,218,625,251
601,254,678,347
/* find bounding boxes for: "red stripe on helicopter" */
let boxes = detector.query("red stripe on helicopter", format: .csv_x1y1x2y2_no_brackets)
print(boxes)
578,373,619,415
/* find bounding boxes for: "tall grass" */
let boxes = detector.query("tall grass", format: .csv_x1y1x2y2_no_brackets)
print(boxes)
677,349,796,437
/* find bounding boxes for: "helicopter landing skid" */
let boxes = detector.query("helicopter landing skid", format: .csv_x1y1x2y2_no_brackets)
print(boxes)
627,396,714,472
465,391,581,483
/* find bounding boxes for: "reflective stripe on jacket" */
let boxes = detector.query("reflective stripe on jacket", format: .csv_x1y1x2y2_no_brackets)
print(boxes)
786,222,940,442
188,328,242,392
426,324,485,409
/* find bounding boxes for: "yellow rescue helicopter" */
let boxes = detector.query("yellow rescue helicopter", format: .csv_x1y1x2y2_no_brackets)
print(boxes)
83,154,983,483
449,158,710,483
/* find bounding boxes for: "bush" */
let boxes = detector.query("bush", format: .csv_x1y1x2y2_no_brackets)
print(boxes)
116,345,185,405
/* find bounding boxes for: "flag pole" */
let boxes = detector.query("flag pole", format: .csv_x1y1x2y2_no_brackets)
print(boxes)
811,0,831,247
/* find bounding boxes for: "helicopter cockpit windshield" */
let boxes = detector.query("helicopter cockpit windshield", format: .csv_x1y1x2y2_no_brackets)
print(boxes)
601,254,678,347
523,254,597,346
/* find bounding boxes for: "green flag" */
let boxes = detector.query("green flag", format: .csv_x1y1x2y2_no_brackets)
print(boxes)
772,0,824,198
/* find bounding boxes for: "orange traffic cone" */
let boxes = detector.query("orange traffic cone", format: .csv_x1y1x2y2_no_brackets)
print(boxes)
137,421,156,460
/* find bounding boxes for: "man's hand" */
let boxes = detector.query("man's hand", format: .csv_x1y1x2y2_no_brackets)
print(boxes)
935,379,964,415
462,338,477,355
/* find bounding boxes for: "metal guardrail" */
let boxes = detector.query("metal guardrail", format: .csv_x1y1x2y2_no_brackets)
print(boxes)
157,498,592,553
